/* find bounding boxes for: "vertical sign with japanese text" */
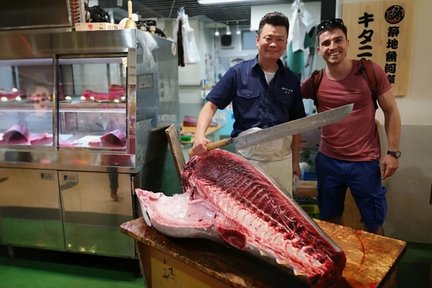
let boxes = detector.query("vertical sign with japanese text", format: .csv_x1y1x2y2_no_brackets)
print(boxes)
342,0,414,96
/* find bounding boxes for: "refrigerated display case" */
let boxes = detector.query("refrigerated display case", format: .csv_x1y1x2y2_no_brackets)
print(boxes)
0,29,179,258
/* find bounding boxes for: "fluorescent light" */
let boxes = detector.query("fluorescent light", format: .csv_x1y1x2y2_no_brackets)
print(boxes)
226,26,231,35
236,22,241,35
198,0,253,4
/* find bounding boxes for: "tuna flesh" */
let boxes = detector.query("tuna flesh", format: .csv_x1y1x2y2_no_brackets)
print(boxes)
136,149,346,287
1,124,29,144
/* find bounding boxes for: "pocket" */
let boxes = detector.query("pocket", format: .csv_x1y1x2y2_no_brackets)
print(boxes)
236,89,260,118
237,89,260,99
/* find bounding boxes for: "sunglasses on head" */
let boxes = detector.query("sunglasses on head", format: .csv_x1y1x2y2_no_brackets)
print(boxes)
317,18,345,34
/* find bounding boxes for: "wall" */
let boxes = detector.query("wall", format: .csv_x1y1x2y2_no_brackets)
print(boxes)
340,0,432,243
158,16,215,122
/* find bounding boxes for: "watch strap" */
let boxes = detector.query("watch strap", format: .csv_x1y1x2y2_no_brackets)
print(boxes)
387,150,401,158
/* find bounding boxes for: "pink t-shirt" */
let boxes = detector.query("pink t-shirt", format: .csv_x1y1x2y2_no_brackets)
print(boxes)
302,60,392,161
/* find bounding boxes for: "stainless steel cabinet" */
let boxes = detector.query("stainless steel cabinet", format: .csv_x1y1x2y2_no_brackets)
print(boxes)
0,168,63,250
59,171,134,257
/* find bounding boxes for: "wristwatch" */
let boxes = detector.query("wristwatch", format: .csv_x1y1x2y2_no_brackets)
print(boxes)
387,150,401,159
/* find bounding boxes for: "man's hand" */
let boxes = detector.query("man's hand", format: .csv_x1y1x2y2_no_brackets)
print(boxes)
380,154,399,179
189,137,210,156
292,161,301,178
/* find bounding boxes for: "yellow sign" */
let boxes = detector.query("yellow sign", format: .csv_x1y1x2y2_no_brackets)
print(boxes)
342,0,414,96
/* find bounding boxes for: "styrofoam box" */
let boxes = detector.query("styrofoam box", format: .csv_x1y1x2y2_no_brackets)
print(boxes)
74,23,119,31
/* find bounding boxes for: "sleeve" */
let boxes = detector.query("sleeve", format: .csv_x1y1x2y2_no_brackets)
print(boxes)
373,62,392,96
300,75,315,99
291,80,307,120
206,68,237,109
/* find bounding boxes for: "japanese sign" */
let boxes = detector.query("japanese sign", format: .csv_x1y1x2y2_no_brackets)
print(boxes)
342,0,413,96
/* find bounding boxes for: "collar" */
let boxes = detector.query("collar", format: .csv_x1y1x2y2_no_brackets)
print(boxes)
252,55,285,73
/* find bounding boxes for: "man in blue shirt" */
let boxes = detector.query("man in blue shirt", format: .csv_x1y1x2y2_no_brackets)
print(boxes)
190,12,306,196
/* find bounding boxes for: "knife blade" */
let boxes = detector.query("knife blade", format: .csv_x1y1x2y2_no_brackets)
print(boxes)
189,103,353,155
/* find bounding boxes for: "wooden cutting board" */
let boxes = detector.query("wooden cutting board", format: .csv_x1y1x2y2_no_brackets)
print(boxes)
317,219,405,287
121,217,406,288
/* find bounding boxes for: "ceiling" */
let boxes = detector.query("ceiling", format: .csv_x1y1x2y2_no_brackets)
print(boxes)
97,0,314,28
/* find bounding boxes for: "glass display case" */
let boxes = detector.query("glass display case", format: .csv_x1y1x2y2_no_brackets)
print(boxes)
0,58,54,149
57,57,127,149
0,29,179,170
0,29,179,257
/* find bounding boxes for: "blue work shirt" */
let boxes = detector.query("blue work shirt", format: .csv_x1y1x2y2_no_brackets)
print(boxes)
207,56,306,137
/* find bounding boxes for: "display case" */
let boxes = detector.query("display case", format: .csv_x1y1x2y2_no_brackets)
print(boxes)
0,58,54,150
0,29,179,257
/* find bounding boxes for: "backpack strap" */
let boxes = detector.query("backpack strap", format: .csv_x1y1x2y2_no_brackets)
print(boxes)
359,58,379,109
311,68,324,107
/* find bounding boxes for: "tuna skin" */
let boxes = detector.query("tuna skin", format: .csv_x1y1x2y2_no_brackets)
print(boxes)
137,149,346,288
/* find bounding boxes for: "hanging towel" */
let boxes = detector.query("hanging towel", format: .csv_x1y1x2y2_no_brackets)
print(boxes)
286,2,308,75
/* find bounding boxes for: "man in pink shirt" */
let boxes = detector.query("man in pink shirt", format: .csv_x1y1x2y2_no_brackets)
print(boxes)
301,18,401,235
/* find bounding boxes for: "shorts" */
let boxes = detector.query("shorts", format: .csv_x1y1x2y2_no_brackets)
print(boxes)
315,152,388,231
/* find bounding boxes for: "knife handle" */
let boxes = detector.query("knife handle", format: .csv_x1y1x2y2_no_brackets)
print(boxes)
188,138,233,157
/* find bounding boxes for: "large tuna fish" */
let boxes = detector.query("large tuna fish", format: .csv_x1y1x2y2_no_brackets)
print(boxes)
136,149,346,287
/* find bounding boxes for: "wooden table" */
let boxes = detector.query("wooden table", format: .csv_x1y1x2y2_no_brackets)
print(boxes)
121,217,406,288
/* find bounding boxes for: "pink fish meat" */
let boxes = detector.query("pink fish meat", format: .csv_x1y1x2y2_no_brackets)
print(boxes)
82,84,125,101
0,89,25,100
1,124,29,144
100,129,126,146
88,129,126,147
30,133,53,145
136,149,346,287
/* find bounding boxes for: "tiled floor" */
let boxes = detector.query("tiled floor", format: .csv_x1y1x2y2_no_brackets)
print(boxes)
0,241,431,288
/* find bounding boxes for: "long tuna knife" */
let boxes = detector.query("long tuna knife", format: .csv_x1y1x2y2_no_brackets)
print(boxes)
189,103,353,156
